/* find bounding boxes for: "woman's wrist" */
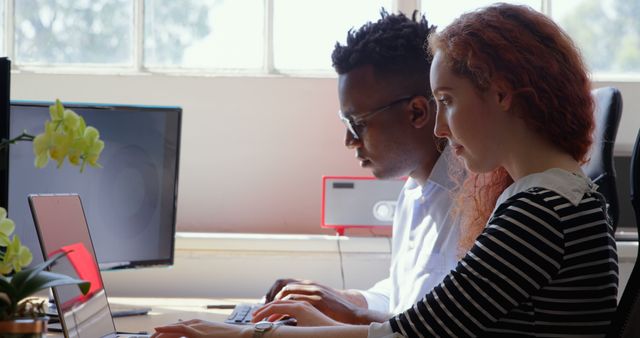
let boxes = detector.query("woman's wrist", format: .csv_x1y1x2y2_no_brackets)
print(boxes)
241,325,255,338
244,321,284,338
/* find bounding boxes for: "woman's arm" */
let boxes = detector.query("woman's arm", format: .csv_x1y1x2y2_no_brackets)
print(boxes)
264,325,369,338
152,319,370,338
389,190,566,336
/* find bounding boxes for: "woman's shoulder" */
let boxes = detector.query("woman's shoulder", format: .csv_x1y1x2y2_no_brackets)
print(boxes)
493,168,597,213
492,186,607,233
489,188,566,239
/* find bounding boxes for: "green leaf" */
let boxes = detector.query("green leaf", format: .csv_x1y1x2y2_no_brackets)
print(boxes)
0,302,11,321
0,275,17,302
0,275,17,320
1,249,90,320
16,270,90,301
10,252,69,294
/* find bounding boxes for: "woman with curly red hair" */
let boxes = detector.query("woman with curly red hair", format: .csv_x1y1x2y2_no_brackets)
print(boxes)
152,4,617,338
440,1,596,257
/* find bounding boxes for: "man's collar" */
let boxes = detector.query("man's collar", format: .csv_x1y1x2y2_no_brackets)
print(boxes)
405,145,458,196
427,145,458,192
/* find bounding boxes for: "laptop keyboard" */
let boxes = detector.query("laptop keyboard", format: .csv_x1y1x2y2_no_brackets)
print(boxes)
224,303,261,324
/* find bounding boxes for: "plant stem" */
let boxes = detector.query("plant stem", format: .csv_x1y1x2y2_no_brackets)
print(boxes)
0,132,36,151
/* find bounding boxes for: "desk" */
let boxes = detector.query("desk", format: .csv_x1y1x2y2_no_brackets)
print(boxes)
47,297,257,336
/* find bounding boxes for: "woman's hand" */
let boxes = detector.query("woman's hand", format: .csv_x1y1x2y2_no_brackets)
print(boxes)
152,319,252,338
252,300,344,327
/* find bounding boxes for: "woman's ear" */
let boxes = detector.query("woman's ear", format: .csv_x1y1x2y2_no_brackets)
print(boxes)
494,81,513,111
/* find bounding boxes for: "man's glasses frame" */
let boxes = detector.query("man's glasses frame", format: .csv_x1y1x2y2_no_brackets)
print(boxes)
338,95,416,140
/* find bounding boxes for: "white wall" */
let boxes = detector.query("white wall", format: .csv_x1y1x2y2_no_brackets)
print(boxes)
12,73,369,235
101,233,392,298
11,73,640,236
100,233,635,300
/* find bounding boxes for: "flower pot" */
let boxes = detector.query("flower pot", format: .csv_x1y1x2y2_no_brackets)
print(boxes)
0,317,48,337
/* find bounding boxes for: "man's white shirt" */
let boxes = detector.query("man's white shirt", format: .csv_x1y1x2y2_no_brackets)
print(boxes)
359,147,460,316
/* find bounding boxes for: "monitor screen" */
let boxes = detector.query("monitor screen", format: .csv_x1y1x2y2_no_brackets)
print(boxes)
6,101,181,270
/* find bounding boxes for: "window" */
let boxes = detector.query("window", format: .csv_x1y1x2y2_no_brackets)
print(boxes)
552,0,640,75
1,0,637,77
144,0,264,71
14,0,133,66
420,0,640,77
422,0,542,28
0,0,4,55
273,0,392,73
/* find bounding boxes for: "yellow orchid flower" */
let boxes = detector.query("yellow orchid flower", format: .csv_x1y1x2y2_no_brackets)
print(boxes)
0,220,15,246
0,207,14,236
33,120,57,168
50,130,72,168
0,207,15,246
49,99,65,121
82,127,104,168
1,235,33,274
62,109,83,135
0,261,12,275
33,100,105,172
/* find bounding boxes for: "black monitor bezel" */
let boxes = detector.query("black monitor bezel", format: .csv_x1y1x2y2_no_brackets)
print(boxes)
0,57,11,211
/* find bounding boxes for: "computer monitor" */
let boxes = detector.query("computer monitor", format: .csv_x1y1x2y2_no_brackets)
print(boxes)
0,57,10,209
4,100,181,270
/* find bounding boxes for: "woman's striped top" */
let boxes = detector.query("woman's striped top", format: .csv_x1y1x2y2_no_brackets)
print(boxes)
383,169,619,337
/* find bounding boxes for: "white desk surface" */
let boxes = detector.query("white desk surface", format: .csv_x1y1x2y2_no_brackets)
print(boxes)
47,297,258,337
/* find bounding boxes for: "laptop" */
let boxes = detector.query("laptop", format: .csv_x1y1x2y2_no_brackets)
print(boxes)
29,193,150,338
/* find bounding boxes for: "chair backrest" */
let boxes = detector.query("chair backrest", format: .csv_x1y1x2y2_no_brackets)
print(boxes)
607,129,640,338
583,87,623,230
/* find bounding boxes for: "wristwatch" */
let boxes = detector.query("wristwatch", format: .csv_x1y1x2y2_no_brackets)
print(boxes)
253,321,277,338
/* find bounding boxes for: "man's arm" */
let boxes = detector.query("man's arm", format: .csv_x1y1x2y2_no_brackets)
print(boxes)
262,279,390,324
357,277,392,314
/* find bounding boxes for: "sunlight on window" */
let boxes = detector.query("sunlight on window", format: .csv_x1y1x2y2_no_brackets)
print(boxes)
422,0,542,29
273,0,392,73
4,0,637,77
14,0,133,65
553,0,640,75
145,0,264,70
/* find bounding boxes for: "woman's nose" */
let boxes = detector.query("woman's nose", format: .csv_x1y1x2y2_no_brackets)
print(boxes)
433,110,449,139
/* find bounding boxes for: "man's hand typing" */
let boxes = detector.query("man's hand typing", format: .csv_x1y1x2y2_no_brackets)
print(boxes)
264,279,388,324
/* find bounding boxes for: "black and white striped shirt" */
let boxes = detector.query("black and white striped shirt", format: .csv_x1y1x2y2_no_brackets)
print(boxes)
370,169,618,337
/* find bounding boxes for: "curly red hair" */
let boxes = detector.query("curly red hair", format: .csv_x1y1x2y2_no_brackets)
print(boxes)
427,4,595,253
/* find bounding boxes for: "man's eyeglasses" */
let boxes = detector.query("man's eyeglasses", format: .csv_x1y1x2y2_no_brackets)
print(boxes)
338,95,415,140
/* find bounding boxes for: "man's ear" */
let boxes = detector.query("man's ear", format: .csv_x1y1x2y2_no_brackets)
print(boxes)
409,97,432,128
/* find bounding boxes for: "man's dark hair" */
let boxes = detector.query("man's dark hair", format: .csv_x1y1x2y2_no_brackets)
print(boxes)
331,9,436,94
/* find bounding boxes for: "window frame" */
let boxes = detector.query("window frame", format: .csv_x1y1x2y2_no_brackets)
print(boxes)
1,0,638,80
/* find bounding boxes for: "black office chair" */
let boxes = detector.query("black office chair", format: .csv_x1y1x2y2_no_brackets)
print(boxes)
583,87,623,230
607,129,640,338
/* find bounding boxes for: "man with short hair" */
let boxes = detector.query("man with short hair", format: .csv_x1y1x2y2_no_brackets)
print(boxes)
264,10,460,324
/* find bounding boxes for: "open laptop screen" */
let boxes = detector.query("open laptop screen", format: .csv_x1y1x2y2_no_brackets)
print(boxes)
29,193,117,338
